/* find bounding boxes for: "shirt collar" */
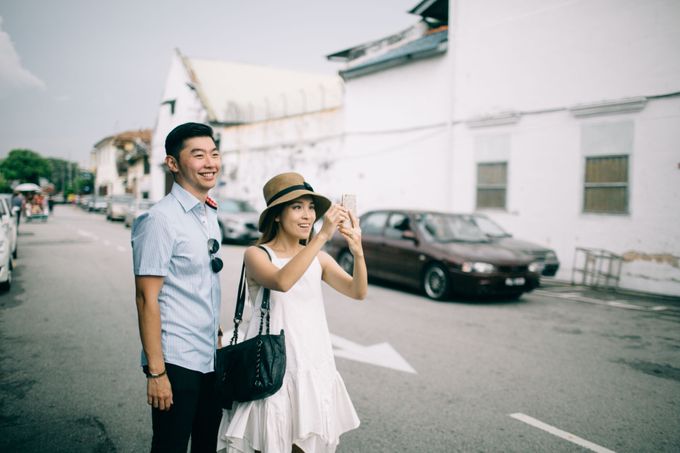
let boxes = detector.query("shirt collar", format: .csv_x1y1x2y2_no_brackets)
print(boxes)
171,183,203,213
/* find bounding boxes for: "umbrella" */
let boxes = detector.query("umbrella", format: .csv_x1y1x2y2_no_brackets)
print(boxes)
14,183,42,192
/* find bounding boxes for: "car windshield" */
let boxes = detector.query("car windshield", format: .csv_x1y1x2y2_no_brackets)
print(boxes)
472,216,511,238
217,199,257,213
418,214,490,243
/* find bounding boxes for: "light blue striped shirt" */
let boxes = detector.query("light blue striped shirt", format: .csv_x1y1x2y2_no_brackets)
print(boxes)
131,183,222,373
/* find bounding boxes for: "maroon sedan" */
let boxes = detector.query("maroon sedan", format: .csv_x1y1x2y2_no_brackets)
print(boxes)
325,209,541,300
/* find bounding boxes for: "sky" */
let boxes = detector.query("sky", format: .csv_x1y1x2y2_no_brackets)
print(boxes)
0,0,418,165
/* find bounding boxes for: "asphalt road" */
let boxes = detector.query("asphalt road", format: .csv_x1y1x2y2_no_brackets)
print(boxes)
1,205,679,452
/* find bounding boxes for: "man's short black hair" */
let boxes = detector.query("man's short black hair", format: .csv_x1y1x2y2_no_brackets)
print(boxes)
164,122,215,159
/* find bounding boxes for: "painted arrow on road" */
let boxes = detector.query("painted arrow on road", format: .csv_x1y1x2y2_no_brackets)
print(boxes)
222,330,417,374
330,334,417,374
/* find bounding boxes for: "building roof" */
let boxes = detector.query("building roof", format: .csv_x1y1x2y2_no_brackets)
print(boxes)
337,29,448,80
326,0,448,80
179,52,344,125
93,129,152,149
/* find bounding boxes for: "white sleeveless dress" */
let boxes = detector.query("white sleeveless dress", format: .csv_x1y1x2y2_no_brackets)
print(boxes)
217,246,360,453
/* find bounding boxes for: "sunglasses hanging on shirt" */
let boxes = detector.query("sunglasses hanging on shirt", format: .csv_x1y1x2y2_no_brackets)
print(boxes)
208,238,223,273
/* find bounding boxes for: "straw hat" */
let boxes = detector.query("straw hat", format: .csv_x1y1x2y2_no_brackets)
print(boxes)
258,172,331,232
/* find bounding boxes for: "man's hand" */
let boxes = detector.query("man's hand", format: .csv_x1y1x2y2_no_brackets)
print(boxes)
147,374,173,411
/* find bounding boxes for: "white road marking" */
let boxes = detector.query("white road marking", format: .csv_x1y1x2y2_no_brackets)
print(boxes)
534,289,669,312
510,413,616,453
330,333,417,374
77,229,99,240
222,330,416,374
606,301,646,310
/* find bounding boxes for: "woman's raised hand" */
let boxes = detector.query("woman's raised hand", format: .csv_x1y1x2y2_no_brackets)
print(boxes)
319,204,349,239
338,210,363,256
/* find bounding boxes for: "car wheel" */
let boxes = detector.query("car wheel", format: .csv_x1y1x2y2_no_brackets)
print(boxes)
0,260,12,292
338,250,354,276
422,263,449,300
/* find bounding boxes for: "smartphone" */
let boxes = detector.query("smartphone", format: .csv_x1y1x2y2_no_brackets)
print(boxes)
341,194,357,229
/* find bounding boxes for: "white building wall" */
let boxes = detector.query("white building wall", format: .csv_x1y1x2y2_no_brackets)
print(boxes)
149,53,208,201
93,141,125,197
447,0,680,295
217,109,344,211
451,0,680,117
331,55,452,214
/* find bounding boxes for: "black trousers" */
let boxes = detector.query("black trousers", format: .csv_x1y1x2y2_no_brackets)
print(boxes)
150,363,222,453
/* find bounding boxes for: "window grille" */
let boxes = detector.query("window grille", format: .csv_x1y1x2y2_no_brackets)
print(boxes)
476,162,507,209
583,155,628,214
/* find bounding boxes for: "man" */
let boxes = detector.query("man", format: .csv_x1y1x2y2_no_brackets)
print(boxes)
11,192,23,226
132,122,223,452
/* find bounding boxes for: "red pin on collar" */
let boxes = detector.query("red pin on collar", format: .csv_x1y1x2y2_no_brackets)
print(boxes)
206,196,218,210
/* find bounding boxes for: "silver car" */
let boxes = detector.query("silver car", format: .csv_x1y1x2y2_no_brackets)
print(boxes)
124,199,155,228
106,195,134,221
214,198,261,244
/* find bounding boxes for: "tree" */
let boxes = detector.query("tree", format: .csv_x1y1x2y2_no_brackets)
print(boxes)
0,149,52,184
47,157,79,194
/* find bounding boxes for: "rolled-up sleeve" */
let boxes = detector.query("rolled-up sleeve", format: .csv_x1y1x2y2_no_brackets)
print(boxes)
132,211,174,276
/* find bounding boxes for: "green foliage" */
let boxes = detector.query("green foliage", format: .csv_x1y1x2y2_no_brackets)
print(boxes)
0,173,11,193
47,157,80,194
0,149,52,184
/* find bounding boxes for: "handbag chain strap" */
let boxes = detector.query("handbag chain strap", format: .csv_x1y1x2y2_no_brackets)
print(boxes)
230,246,272,346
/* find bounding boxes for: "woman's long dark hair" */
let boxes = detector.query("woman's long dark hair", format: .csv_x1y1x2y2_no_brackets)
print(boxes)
257,198,317,246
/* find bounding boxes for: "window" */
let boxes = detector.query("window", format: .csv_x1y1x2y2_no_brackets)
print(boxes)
476,162,507,209
583,155,628,214
385,213,411,239
360,212,388,236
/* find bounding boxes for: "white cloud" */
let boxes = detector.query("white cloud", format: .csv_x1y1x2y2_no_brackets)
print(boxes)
0,16,46,98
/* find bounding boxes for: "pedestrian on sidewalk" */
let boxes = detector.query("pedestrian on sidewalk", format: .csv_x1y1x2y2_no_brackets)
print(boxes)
11,191,23,226
132,122,224,453
217,172,368,453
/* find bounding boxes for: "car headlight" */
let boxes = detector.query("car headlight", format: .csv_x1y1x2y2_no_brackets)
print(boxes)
461,262,496,273
529,262,544,273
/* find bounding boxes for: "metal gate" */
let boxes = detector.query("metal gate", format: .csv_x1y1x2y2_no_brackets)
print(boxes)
571,247,623,289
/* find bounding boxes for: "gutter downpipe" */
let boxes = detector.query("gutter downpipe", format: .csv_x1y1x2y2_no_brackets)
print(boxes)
446,0,458,211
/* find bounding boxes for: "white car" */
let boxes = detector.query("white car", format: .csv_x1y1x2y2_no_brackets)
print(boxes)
0,195,18,259
0,226,12,291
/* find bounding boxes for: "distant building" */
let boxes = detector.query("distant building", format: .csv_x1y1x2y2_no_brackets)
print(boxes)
150,49,344,207
326,0,680,296
91,129,151,198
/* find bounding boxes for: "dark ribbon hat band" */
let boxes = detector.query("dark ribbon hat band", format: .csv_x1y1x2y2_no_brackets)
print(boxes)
266,182,314,205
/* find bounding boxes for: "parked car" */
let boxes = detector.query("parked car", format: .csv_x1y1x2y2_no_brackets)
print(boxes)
106,195,134,221
124,199,155,228
0,195,18,259
214,198,261,244
90,197,109,213
468,214,560,276
326,209,541,300
0,225,13,291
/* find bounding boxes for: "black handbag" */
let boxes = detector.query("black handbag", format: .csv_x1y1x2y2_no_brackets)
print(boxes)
215,246,286,410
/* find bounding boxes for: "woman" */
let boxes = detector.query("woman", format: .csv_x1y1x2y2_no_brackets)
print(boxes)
217,172,367,453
